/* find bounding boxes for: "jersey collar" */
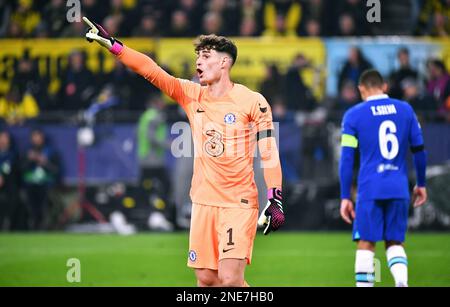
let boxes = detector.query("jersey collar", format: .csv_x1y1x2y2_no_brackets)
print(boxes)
366,94,389,101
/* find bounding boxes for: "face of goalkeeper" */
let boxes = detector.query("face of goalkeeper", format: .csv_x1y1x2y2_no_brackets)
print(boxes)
194,34,237,86
195,49,233,85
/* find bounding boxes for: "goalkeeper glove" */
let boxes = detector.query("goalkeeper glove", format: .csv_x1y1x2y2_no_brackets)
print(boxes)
82,17,123,55
258,188,285,235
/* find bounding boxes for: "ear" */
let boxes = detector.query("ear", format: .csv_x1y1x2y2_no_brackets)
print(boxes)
382,82,388,93
221,56,230,69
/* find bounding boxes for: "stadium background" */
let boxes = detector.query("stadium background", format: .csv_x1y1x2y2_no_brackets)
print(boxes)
0,0,449,286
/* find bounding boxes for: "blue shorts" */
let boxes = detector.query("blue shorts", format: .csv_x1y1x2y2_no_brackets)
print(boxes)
353,199,409,242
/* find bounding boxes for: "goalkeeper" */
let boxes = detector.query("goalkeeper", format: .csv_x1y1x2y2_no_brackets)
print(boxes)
83,17,284,287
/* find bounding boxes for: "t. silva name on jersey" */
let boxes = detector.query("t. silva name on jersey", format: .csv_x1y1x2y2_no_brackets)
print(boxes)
371,104,397,116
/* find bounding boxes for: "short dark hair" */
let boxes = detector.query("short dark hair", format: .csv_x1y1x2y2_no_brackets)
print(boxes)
194,34,238,65
359,69,384,88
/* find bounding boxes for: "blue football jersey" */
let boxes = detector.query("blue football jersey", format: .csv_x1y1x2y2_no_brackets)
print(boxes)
341,95,424,201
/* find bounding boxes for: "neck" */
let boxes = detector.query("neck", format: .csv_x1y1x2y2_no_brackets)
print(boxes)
207,76,234,98
364,89,385,100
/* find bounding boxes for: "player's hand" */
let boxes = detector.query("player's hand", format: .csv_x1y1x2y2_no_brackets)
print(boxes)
412,186,427,208
340,199,355,224
258,188,285,235
82,17,123,55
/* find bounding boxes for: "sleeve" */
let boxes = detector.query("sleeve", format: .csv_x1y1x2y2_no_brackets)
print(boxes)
339,109,357,199
116,46,201,109
409,108,427,187
341,109,358,148
339,146,355,199
251,94,282,190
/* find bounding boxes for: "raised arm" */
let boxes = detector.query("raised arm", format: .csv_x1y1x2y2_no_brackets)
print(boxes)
82,17,200,107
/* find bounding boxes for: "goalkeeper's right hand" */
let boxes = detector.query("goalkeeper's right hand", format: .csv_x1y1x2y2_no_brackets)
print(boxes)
82,17,123,55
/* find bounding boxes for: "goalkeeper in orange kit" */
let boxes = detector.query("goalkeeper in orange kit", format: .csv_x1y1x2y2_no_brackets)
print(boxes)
83,17,284,287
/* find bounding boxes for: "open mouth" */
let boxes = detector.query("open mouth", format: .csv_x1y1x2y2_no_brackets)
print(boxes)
197,68,203,78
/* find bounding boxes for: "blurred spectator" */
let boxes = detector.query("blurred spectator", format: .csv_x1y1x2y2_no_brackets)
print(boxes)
206,0,239,36
334,79,360,113
416,0,450,36
240,16,259,37
81,0,107,24
10,0,41,37
5,21,24,38
23,129,61,230
336,0,371,36
11,50,48,107
59,51,96,111
61,20,86,37
102,15,121,37
303,18,321,37
137,94,173,231
285,54,316,111
426,59,450,120
337,13,358,36
237,0,263,37
42,0,67,37
402,78,438,122
389,47,419,99
338,47,373,93
0,86,40,126
167,10,193,37
426,59,450,104
132,14,159,37
202,11,224,35
299,0,328,36
263,0,302,37
272,98,300,183
0,0,13,37
0,131,21,231
100,59,133,109
260,64,284,105
172,0,204,36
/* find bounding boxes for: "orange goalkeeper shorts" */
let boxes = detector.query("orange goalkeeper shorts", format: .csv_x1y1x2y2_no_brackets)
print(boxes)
187,203,258,270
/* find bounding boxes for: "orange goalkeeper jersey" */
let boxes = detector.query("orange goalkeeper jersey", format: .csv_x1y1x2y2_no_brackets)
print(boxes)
117,46,281,208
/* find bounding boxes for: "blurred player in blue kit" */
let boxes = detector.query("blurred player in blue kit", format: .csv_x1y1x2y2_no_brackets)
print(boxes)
339,70,428,287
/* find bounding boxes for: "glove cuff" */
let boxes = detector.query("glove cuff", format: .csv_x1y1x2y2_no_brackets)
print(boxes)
267,187,282,201
110,40,124,55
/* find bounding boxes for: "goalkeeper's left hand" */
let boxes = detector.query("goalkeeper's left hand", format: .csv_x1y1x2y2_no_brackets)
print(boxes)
258,188,285,235
82,17,123,55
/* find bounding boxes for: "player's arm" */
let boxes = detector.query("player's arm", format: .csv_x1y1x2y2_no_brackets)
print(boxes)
253,96,284,235
82,17,199,106
339,111,357,224
409,112,427,207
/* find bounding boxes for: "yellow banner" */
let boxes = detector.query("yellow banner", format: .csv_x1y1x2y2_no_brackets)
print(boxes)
0,38,155,95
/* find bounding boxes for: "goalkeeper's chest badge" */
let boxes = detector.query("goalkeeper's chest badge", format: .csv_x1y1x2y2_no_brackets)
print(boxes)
224,113,236,125
189,250,197,262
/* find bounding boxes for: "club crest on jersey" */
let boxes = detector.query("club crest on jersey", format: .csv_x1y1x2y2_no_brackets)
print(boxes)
189,250,197,262
224,113,236,124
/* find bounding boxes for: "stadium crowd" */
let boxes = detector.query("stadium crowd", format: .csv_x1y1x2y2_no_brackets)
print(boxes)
1,0,450,38
1,0,449,232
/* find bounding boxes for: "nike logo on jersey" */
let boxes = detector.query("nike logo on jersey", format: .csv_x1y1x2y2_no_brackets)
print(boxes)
259,104,267,113
197,108,205,113
371,104,397,116
222,248,235,253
